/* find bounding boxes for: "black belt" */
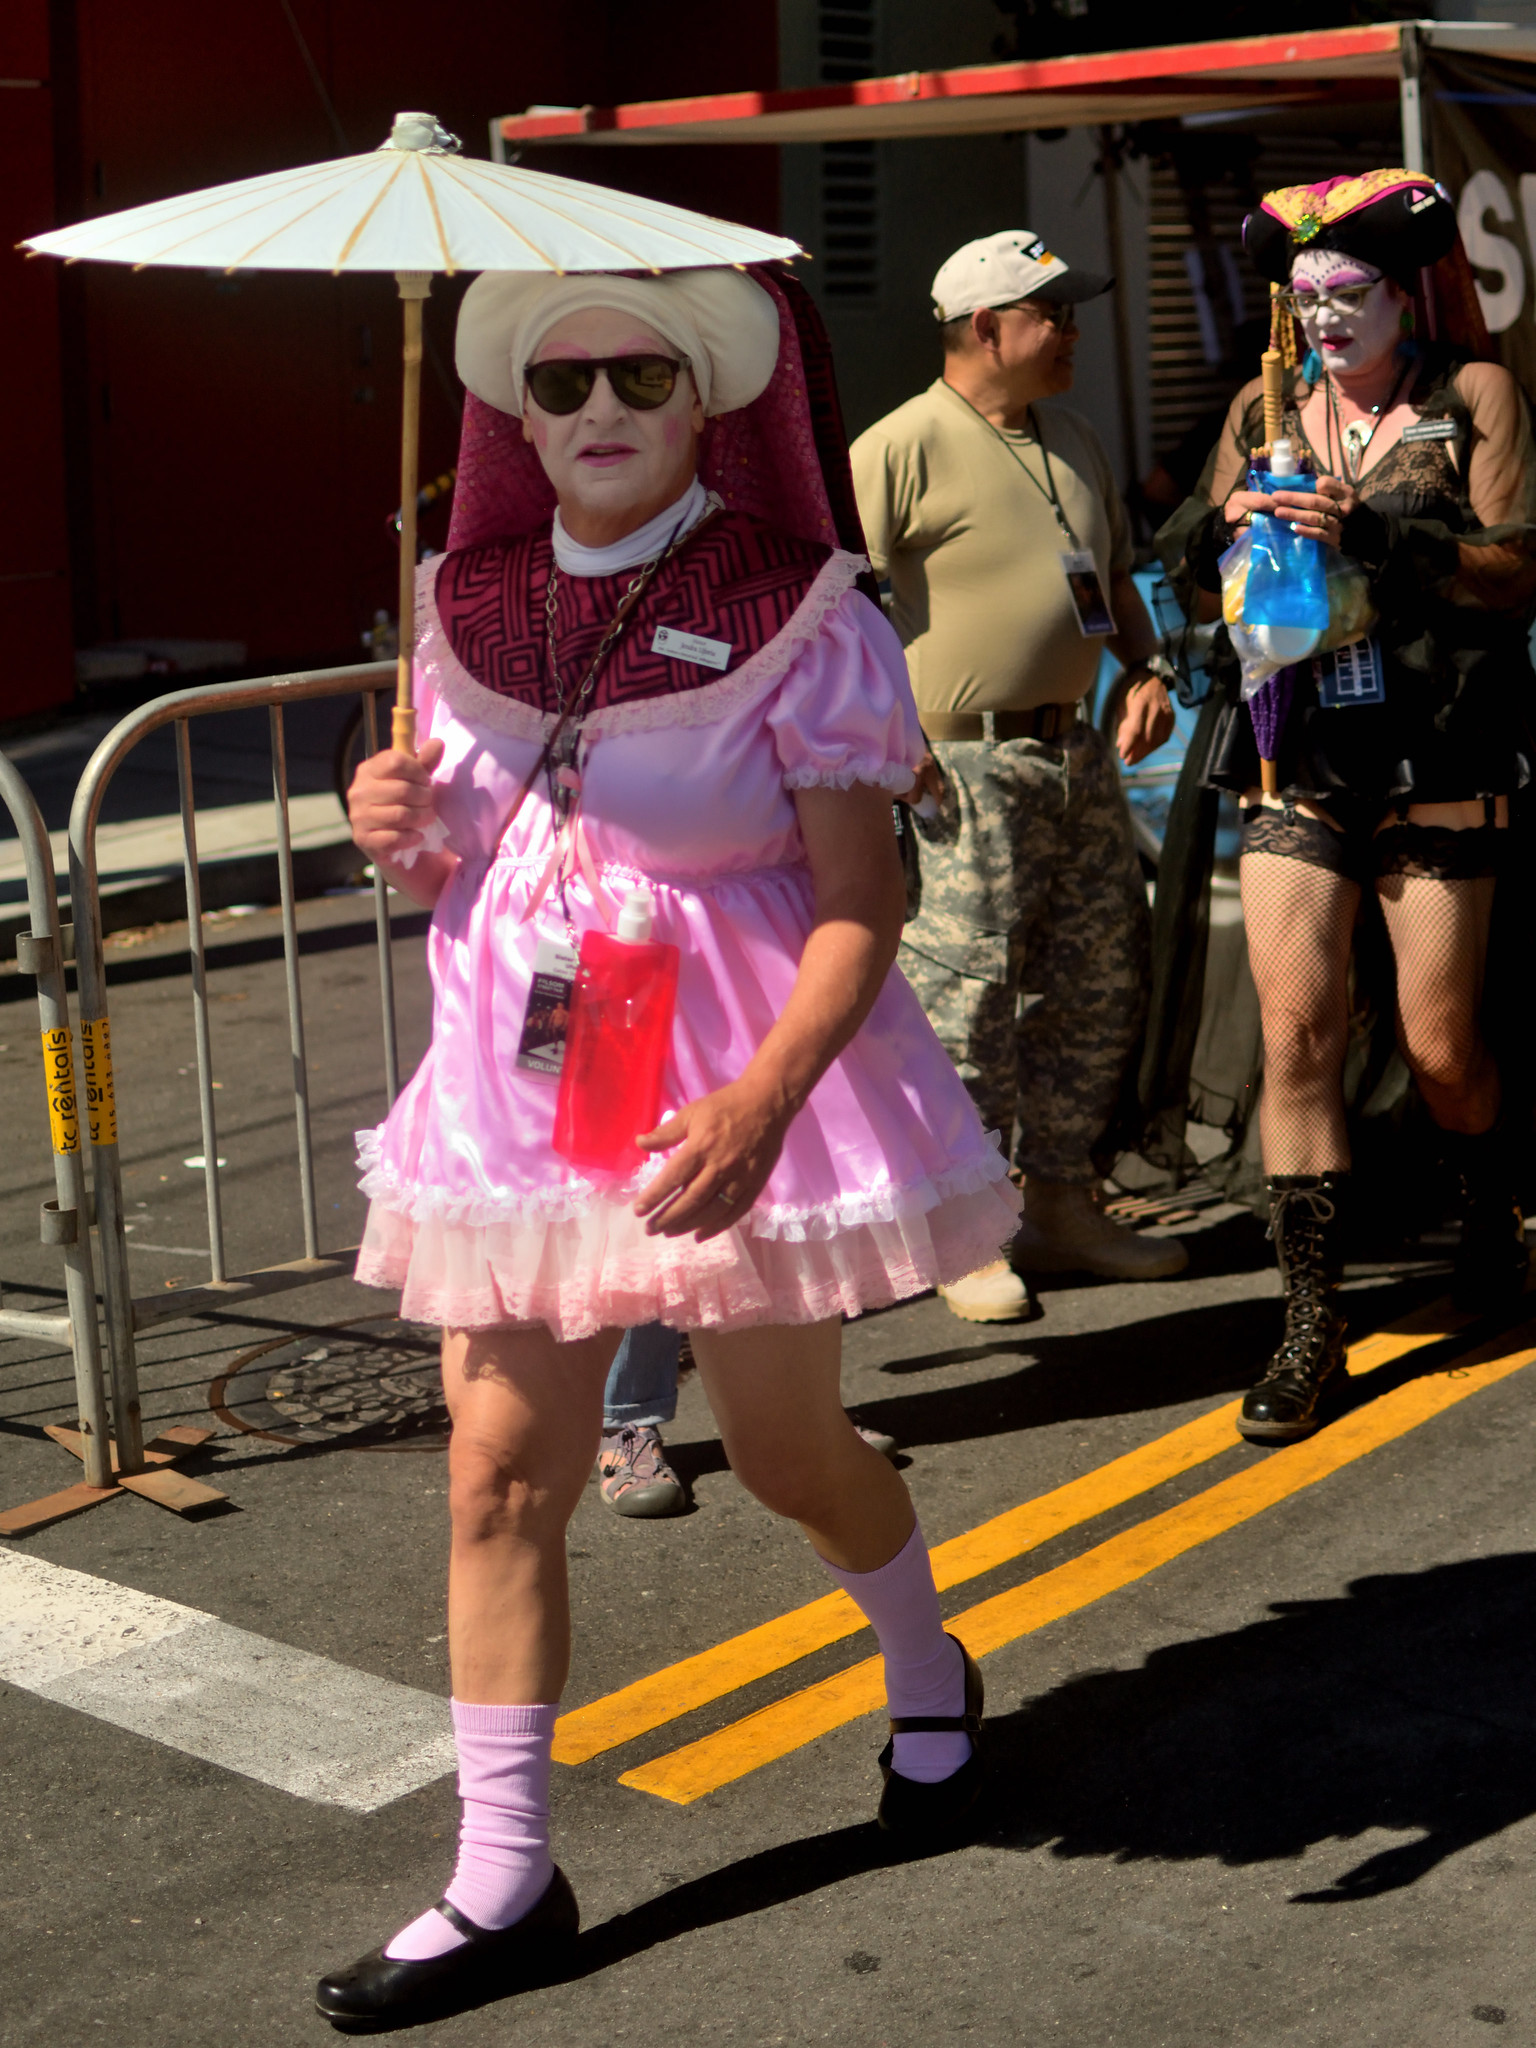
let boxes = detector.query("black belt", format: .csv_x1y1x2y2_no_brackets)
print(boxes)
922,702,1082,744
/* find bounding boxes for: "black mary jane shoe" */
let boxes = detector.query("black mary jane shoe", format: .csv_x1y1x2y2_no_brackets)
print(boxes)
314,1866,579,2031
876,1634,984,1839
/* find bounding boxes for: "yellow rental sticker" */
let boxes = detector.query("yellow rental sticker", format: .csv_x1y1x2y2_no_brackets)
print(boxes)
81,1017,118,1147
41,1027,79,1155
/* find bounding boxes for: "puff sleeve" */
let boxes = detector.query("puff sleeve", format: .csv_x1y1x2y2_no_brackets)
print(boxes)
766,586,926,793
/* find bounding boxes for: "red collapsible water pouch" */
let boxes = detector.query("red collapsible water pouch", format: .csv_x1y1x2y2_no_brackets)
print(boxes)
552,890,679,1177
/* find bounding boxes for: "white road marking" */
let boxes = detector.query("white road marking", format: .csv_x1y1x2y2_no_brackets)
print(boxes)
0,1550,454,1811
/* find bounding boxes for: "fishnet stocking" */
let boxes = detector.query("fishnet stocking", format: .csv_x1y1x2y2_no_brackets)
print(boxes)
1240,850,1359,1173
1375,871,1499,1134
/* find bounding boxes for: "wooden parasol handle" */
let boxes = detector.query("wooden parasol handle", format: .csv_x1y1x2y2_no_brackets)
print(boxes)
394,271,432,756
1261,349,1285,448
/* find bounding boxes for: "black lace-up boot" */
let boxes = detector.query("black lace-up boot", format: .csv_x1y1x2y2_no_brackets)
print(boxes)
1239,1174,1350,1444
1445,1125,1529,1312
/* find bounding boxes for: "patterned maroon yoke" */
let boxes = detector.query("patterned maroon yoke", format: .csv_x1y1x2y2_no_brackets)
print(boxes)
434,511,832,715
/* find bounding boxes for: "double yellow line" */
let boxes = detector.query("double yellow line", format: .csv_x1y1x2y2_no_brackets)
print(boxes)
556,1299,1533,1805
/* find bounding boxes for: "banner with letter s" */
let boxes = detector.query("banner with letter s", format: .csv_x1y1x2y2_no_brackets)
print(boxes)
1425,46,1536,394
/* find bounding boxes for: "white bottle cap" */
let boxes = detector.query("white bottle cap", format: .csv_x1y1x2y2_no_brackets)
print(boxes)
1268,437,1298,476
615,889,654,944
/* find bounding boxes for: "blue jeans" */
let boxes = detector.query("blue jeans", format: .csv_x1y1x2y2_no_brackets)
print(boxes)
602,1323,680,1430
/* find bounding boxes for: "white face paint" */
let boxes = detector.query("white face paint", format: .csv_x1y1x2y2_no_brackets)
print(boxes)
1288,249,1406,379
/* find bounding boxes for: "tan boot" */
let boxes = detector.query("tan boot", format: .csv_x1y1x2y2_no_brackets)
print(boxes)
1014,1179,1189,1281
937,1260,1036,1323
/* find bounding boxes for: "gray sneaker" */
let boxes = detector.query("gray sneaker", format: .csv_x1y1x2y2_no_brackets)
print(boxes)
854,1423,899,1461
597,1424,685,1519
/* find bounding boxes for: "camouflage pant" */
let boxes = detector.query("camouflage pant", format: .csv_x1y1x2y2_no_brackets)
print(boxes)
899,723,1150,1185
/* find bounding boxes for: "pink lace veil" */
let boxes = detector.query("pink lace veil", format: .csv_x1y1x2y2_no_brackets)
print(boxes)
446,266,846,555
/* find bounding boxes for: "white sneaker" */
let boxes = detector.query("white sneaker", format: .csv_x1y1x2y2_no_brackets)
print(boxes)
1014,1180,1189,1281
938,1260,1035,1323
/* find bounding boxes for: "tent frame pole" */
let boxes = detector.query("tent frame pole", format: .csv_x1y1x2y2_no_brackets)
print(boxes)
1400,21,1428,176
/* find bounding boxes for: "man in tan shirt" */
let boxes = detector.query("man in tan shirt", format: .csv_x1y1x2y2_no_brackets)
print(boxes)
852,230,1186,1320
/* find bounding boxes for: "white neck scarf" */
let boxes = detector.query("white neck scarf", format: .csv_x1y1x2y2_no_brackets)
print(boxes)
551,477,710,577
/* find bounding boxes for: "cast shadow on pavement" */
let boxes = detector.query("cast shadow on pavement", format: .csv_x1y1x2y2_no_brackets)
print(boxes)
978,1549,1536,1903
343,1822,930,2032
665,1278,1451,1485
351,1552,1536,2031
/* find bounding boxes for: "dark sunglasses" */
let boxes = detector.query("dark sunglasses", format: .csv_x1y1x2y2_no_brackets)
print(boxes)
524,354,689,415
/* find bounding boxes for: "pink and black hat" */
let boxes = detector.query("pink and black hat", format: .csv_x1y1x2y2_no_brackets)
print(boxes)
1243,170,1458,287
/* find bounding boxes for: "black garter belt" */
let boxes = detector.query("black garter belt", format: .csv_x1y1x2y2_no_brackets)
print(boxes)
1240,798,1505,884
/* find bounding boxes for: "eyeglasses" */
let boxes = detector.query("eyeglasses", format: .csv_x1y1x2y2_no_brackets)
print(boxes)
1278,283,1381,320
1005,298,1075,330
524,354,689,415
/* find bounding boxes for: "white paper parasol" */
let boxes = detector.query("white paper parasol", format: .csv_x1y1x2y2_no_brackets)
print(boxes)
23,112,803,750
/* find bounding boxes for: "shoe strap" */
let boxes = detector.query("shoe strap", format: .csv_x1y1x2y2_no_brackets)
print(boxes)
887,1712,982,1735
435,1898,491,1940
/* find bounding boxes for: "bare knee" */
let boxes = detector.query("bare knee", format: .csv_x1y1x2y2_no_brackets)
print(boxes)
447,1428,573,1547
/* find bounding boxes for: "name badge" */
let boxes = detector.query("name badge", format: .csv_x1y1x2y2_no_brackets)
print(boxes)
515,935,580,1078
652,625,732,671
1058,550,1116,638
1314,634,1385,708
1401,418,1458,443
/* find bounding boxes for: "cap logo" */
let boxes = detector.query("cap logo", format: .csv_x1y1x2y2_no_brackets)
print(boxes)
1409,191,1436,214
1292,212,1322,244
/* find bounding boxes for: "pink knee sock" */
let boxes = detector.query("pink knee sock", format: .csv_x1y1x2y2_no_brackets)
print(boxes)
818,1521,971,1784
385,1700,559,1961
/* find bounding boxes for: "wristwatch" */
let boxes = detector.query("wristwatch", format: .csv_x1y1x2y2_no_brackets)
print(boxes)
1124,654,1175,690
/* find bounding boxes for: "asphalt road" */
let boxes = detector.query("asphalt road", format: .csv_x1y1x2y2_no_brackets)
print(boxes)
2,897,1535,2047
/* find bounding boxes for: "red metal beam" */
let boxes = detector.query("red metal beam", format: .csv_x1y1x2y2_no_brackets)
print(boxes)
499,23,1404,144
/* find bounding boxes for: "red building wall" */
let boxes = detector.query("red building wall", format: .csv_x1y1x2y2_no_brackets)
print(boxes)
15,1,779,685
1,3,75,716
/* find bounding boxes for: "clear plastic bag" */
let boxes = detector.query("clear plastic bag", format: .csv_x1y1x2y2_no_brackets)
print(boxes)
1220,525,1377,697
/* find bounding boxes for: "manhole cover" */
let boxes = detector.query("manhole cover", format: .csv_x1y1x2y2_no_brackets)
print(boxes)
210,1317,447,1452
265,1339,446,1435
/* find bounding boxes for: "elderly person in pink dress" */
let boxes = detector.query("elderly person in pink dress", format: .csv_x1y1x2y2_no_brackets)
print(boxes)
316,262,1020,2026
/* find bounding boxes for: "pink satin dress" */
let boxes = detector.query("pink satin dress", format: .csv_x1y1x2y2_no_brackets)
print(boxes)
355,546,1021,1338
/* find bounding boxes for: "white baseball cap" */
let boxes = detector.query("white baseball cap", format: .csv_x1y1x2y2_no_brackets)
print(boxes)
931,230,1112,323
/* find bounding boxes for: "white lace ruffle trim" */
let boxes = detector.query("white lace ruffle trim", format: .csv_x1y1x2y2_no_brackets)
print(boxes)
782,761,916,793
413,549,869,744
354,1123,1011,1244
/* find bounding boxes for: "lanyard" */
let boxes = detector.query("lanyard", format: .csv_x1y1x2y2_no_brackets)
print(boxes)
493,501,718,936
949,386,1080,548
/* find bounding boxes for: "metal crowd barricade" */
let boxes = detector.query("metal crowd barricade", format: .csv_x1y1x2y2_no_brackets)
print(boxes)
67,660,397,1478
0,751,113,1487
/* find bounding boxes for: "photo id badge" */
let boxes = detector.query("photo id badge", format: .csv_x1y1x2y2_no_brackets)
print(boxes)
1313,635,1385,709
1059,550,1116,637
515,935,580,1078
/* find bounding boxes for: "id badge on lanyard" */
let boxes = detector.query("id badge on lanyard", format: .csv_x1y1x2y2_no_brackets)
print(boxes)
1059,549,1117,638
1313,635,1385,708
515,935,580,1078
